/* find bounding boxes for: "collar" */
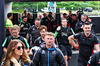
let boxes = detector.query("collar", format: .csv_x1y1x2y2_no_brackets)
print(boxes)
61,26,67,28
12,35,19,39
41,44,56,50
82,32,92,38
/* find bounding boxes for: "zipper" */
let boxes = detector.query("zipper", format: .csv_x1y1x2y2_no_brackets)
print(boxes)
48,51,49,66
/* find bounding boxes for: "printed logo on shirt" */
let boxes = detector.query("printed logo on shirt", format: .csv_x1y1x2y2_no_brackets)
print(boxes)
61,32,68,37
42,50,45,54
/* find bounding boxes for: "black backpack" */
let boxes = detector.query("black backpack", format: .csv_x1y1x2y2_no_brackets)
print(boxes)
96,52,100,66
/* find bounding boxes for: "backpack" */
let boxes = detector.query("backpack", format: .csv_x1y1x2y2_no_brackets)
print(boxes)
96,52,100,66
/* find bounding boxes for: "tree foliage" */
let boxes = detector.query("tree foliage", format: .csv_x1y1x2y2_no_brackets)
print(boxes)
12,1,100,13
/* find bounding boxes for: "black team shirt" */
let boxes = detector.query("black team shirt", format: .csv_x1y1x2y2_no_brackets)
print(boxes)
74,32,99,61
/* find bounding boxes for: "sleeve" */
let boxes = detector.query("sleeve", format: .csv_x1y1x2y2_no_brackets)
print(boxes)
55,26,61,38
32,49,41,66
87,53,96,66
2,38,8,48
74,33,81,39
54,31,58,38
94,36,99,45
34,39,40,47
19,23,21,27
56,48,66,66
23,38,30,48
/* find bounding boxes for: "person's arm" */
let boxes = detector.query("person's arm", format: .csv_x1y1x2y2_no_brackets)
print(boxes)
94,36,100,51
95,44,99,51
19,24,24,32
68,35,77,47
8,27,12,35
23,38,30,52
68,35,79,49
2,38,8,53
3,48,7,53
26,26,32,41
11,57,21,66
54,26,61,38
26,34,30,42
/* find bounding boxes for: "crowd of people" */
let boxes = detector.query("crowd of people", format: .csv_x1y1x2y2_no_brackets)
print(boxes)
1,10,100,66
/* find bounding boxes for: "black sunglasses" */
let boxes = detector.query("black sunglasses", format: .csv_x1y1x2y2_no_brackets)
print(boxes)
17,46,24,50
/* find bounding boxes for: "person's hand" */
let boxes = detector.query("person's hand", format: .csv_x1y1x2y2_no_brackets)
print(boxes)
21,24,24,28
11,57,18,64
57,26,61,31
75,45,79,50
11,57,21,66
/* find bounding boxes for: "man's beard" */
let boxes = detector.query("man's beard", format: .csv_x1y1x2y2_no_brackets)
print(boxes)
47,43,53,46
47,44,52,46
85,32,90,36
86,33,89,35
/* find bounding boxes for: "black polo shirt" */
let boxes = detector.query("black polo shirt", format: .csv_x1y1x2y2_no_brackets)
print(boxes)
27,25,40,46
74,32,99,60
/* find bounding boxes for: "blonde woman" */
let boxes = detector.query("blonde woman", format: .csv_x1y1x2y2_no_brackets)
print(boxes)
1,39,32,66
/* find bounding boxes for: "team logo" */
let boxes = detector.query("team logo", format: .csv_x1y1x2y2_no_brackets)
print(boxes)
42,50,45,54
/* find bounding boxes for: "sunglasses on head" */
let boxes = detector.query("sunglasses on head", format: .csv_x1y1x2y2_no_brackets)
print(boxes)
17,46,24,50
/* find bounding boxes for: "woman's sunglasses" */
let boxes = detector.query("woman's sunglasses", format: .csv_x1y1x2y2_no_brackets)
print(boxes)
17,46,24,50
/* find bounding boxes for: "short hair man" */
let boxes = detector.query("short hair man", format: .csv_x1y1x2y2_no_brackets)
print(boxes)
68,22,99,66
32,32,66,66
2,25,29,53
26,18,41,47
75,14,87,33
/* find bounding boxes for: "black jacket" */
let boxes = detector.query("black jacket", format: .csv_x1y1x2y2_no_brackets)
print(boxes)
32,45,66,66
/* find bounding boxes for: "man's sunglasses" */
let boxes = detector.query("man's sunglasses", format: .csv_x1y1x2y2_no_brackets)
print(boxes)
17,46,24,50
